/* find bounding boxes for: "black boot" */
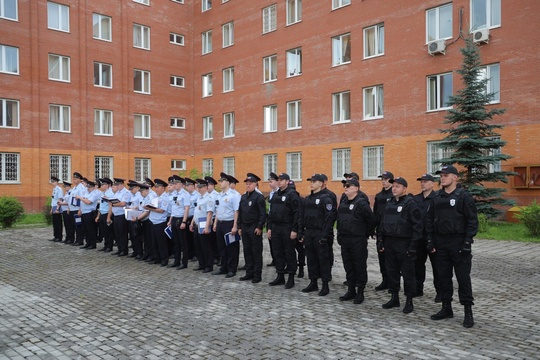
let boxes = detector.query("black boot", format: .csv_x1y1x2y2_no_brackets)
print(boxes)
297,266,304,278
375,276,388,291
463,304,474,328
353,287,365,304
339,285,356,301
382,292,400,309
434,293,442,303
431,302,454,320
319,281,329,296
268,273,285,286
403,297,414,314
284,274,295,289
302,279,318,293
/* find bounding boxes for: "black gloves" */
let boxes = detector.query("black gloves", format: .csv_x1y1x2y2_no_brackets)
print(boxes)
376,239,384,252
406,248,416,258
460,240,472,256
426,240,435,253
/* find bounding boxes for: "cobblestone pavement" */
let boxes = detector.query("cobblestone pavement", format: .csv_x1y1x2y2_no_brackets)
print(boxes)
0,227,539,359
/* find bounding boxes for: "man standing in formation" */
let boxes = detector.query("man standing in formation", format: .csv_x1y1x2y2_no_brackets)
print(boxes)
190,178,215,273
49,176,64,242
145,179,170,266
373,170,394,291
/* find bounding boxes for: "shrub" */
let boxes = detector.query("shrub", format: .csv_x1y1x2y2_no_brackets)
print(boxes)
42,196,53,226
515,200,540,237
477,213,490,233
0,196,25,228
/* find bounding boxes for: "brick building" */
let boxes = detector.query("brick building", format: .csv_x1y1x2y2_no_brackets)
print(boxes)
1,0,539,213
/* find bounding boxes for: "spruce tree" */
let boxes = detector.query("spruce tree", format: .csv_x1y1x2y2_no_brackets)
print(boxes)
436,37,514,218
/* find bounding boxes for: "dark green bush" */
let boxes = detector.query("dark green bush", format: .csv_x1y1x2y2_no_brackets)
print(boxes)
477,213,490,233
43,196,53,226
515,200,540,237
0,196,25,228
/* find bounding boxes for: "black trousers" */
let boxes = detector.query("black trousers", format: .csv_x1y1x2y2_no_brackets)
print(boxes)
52,212,63,239
152,221,169,265
62,211,74,242
377,247,386,277
304,228,332,282
271,224,297,275
98,213,114,250
81,212,97,247
215,220,239,274
128,220,143,256
340,235,368,288
141,220,153,259
194,229,213,269
71,212,84,245
416,238,440,294
171,217,185,265
384,237,416,298
113,215,128,253
295,239,305,267
435,238,474,305
241,223,263,279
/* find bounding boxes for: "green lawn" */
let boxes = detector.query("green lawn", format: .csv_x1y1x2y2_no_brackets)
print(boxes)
477,221,539,242
14,213,48,227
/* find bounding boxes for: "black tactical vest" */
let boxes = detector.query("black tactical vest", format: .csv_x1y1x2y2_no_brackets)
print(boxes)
337,197,368,236
433,188,466,235
381,196,414,238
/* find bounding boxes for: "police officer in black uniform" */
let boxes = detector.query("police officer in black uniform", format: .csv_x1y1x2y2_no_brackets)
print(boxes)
373,170,394,291
337,178,375,304
288,180,306,279
339,172,370,205
378,177,423,314
427,165,478,328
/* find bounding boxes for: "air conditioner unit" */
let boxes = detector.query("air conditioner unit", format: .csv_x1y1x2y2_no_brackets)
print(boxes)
428,40,446,55
473,29,490,44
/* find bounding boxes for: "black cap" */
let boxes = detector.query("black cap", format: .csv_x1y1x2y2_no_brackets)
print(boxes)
229,175,239,184
127,180,140,188
113,178,125,185
144,177,155,187
73,172,83,179
307,174,325,182
86,180,96,187
139,183,150,190
219,172,230,182
154,178,167,187
417,174,436,182
244,173,261,183
184,177,196,185
343,172,359,180
390,177,408,187
95,179,102,188
82,177,89,183
342,179,360,187
204,176,217,185
268,172,279,181
278,173,290,181
436,165,458,175
99,177,113,185
51,176,60,182
378,171,394,180
196,178,208,187
63,181,72,186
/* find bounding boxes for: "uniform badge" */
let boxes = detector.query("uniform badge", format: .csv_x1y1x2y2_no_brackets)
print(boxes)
450,199,456,206
315,199,320,205
248,201,252,206
282,196,286,201
349,204,354,210
326,204,333,210
397,206,403,212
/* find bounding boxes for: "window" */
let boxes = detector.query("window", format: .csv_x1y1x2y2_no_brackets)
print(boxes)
287,100,301,129
223,67,234,92
170,75,185,88
471,0,501,31
332,33,351,66
134,158,151,182
223,157,235,176
170,117,185,129
47,1,69,32
93,13,111,41
222,21,234,47
263,105,277,132
171,0,184,3
94,62,112,88
133,0,149,4
203,116,213,140
479,63,500,103
48,54,70,82
202,30,212,54
170,32,184,46
485,136,501,173
332,148,351,180
427,141,453,174
333,0,351,10
95,156,113,179
223,112,234,138
50,154,71,182
0,98,19,128
364,24,384,58
363,85,384,120
133,24,150,50
263,54,277,82
1,0,18,21
202,73,213,97
0,44,18,74
171,159,186,171
134,114,150,138
262,4,277,34
427,72,453,111
202,159,213,176
286,152,302,181
363,146,384,180
286,0,302,25
0,152,19,183
263,154,278,181
426,4,452,42
94,109,113,136
134,69,150,94
286,47,302,77
202,0,211,11
49,104,70,132
333,91,350,123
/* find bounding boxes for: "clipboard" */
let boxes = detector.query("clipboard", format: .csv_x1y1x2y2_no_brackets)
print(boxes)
71,197,81,207
74,214,82,226
198,217,207,234
224,232,240,246
125,209,143,220
164,225,172,239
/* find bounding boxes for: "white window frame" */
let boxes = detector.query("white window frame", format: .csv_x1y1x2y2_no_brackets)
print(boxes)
134,69,151,94
49,104,70,133
0,44,18,75
203,116,213,140
133,23,150,50
332,0,351,10
170,75,185,88
263,104,277,133
202,30,212,54
286,152,302,181
427,141,453,174
332,148,351,180
134,158,151,182
363,85,384,120
426,3,453,43
0,152,20,183
362,146,384,180
170,117,186,129
223,112,235,138
92,13,112,42
262,4,277,34
222,21,234,48
0,0,18,21
94,62,112,88
479,63,500,104
333,91,351,124
171,159,186,171
48,54,70,82
223,67,234,92
171,0,184,3
0,98,19,128
471,0,501,31
202,73,213,97
94,156,113,179
170,32,184,46
263,54,277,83
364,23,384,58
133,0,149,5
47,1,69,32
427,72,453,111
286,0,302,25
50,154,71,182
134,114,151,139
202,159,214,176
223,157,235,176
286,47,302,77
202,0,212,12
94,109,113,136
263,154,278,181
287,100,301,129
486,136,501,173
332,33,351,66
